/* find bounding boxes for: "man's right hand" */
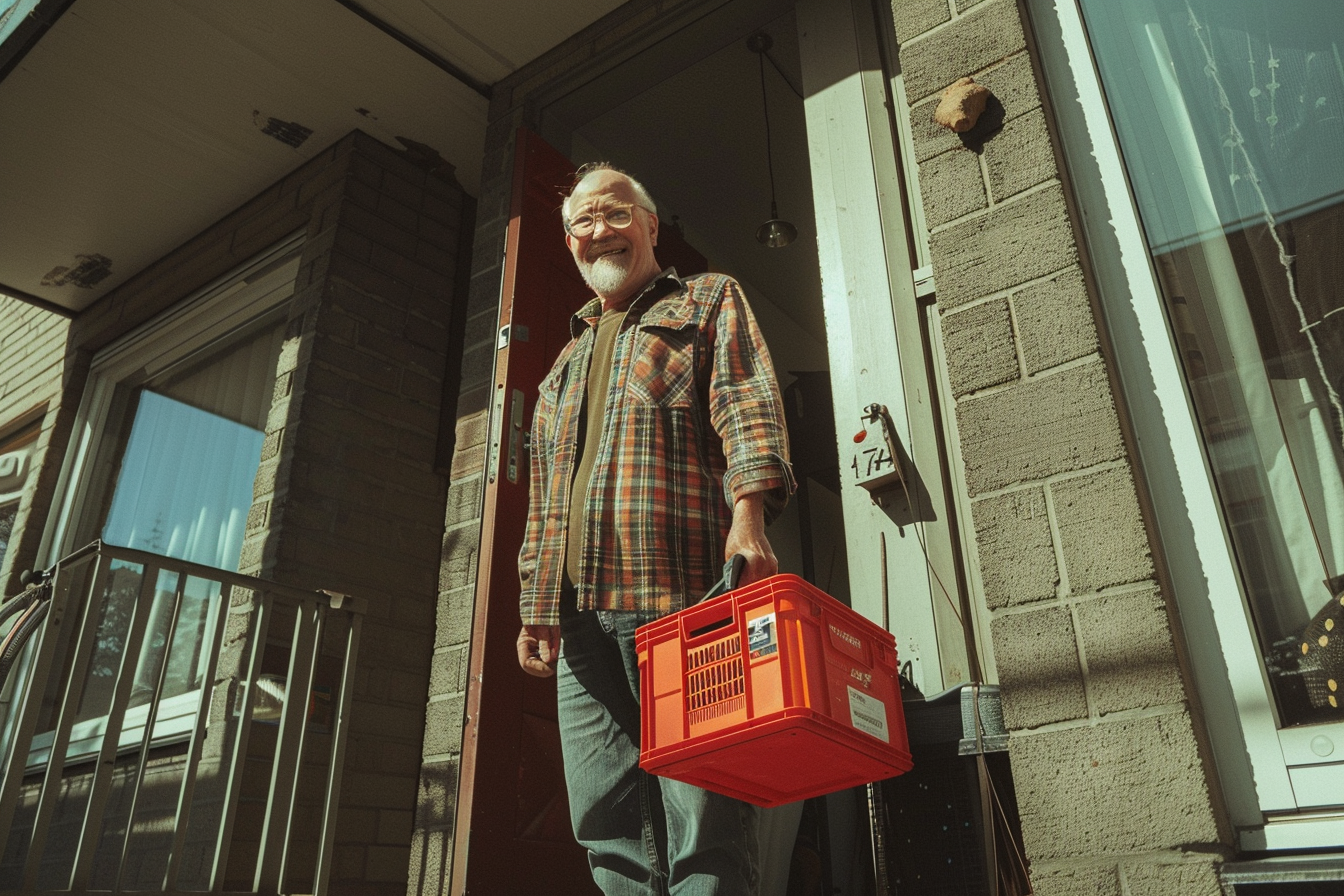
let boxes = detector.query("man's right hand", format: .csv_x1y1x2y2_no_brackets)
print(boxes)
517,625,561,678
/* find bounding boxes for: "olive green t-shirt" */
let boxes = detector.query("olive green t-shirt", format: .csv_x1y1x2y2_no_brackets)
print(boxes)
565,308,624,588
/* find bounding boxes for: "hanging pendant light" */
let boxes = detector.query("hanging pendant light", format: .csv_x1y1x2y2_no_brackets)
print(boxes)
748,33,797,248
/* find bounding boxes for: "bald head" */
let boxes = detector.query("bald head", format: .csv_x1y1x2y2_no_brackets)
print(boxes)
562,164,656,221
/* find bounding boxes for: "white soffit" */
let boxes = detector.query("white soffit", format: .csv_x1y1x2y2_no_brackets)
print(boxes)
1,0,627,312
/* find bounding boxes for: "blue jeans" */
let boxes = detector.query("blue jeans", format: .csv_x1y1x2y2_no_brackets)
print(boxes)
558,608,760,895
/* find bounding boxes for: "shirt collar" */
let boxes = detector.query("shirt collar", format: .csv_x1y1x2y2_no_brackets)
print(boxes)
571,267,685,336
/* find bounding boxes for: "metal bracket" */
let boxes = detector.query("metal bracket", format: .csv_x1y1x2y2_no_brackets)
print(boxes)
849,403,906,503
497,323,529,350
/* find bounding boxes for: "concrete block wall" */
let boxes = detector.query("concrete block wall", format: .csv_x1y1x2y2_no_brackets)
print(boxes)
0,296,70,594
228,132,466,894
406,107,518,896
893,0,1227,890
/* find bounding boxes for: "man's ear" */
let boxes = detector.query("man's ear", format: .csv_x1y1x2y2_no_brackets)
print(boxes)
565,232,576,254
648,212,659,246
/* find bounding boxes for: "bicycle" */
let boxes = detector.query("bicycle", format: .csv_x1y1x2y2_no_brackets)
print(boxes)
0,568,53,693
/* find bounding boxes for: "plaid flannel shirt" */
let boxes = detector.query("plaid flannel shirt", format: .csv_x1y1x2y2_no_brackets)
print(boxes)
518,270,795,626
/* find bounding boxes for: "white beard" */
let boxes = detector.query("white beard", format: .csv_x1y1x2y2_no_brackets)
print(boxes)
579,252,632,296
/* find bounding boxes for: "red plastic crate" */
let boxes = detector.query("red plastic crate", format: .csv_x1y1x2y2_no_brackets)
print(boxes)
636,574,912,807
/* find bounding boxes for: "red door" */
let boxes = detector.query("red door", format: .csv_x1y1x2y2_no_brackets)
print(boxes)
451,129,705,893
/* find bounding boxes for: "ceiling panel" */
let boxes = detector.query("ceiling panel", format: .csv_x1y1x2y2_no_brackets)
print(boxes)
353,0,628,85
0,0,628,312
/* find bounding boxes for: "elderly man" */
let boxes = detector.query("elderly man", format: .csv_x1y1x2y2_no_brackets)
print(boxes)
516,163,794,895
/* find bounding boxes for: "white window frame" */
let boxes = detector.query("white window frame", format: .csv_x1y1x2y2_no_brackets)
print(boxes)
1023,0,1344,852
27,231,304,765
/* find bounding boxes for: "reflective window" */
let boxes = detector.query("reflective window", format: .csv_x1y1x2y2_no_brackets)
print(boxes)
1080,0,1344,726
83,318,283,717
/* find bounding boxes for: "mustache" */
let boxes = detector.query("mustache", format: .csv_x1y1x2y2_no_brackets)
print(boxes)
584,241,626,262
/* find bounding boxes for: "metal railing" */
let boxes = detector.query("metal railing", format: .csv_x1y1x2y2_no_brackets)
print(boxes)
0,541,365,895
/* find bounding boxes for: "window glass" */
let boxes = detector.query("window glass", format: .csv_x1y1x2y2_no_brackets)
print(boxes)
78,318,284,719
1079,0,1344,726
100,318,283,570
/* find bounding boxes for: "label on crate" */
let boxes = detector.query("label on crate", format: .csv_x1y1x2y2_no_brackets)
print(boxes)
847,686,890,743
747,613,778,659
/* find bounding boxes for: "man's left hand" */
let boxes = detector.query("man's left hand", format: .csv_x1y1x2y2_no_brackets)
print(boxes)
725,491,778,586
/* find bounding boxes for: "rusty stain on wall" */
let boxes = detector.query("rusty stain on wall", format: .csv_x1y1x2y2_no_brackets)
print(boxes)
252,110,313,148
41,254,113,289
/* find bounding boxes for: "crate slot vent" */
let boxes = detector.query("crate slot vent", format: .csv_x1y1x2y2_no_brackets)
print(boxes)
687,635,741,671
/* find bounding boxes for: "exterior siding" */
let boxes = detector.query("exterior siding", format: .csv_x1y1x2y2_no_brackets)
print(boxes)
0,296,69,595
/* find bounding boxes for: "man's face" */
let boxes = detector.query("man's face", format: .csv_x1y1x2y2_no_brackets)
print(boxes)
565,170,659,305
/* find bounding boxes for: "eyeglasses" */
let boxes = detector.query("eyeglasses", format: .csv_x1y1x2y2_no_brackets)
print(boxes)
564,204,646,238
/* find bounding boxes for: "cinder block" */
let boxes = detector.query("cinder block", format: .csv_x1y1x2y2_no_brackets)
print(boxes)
355,323,444,375
1012,267,1099,374
422,697,466,756
956,362,1125,494
341,200,420,260
443,474,484,527
1009,714,1219,859
319,339,402,391
920,148,988,229
335,806,380,843
971,488,1058,608
435,586,477,649
941,298,1018,395
438,534,480,591
326,253,415,311
984,107,1056,201
980,50,1042,119
992,607,1087,727
380,169,427,212
892,0,952,44
376,193,424,236
452,407,489,455
401,369,443,406
1123,857,1224,896
1051,467,1153,593
461,306,500,353
930,184,1077,309
450,436,487,479
428,646,470,698
1028,864,1121,896
415,758,459,824
378,808,414,846
1076,588,1185,713
899,0,1026,102
423,193,459,228
406,829,450,896
332,843,366,882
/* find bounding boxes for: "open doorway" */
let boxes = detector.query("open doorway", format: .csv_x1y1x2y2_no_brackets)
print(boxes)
541,5,851,604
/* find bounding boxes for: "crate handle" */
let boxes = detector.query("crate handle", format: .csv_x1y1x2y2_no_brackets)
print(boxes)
699,554,746,603
680,599,736,643
688,615,735,640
